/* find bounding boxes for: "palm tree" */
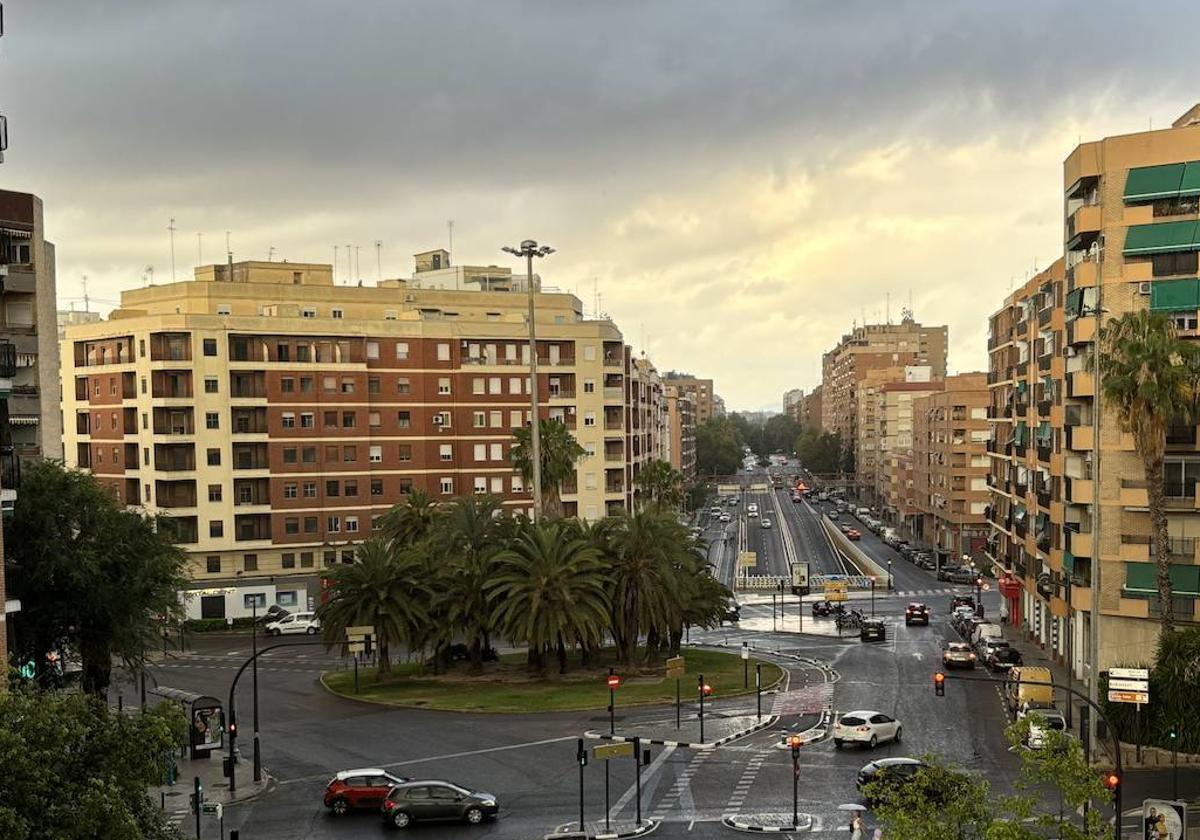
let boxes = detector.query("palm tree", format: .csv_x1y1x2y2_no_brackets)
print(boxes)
510,419,587,518
430,496,507,672
633,458,685,512
601,511,685,665
1099,310,1200,632
486,522,611,673
316,539,431,676
379,488,441,547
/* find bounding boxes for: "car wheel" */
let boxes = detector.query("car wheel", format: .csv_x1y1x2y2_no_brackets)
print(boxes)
869,734,878,748
465,806,485,825
391,810,411,829
834,739,843,749
893,727,902,743
306,626,318,635
329,797,349,816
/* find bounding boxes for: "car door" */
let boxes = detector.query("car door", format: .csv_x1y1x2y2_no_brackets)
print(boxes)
401,786,434,819
426,784,463,820
341,776,369,808
364,775,394,808
870,713,896,741
276,615,297,635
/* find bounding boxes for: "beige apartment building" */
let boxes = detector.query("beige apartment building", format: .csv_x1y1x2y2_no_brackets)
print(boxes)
821,316,948,460
782,388,805,422
664,374,716,426
666,385,696,481
871,376,942,520
627,354,669,507
911,373,990,561
61,254,638,619
804,386,823,434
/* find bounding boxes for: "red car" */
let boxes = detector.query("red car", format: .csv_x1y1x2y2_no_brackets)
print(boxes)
325,768,409,815
846,529,861,540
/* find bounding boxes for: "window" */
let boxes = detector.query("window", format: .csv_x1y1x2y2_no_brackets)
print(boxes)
369,445,382,462
283,482,297,499
206,556,221,574
437,343,450,361
1163,457,1200,498
473,411,486,428
583,411,596,427
368,377,380,394
281,377,294,393
326,480,340,497
438,377,451,395
209,520,224,538
302,446,317,464
302,307,317,318
109,378,117,396
371,479,383,496
397,378,411,395
303,481,317,498
398,444,412,462
208,484,222,502
282,412,296,429
368,411,381,427
346,517,359,533
491,477,504,493
343,445,357,463
585,472,597,490
323,376,337,392
509,410,522,427
440,477,454,495
384,309,397,320
300,413,314,429
512,475,524,493
344,480,358,497
276,343,290,362
366,340,380,359
203,338,218,356
341,377,355,394
1173,313,1199,332
583,379,595,394
144,447,150,465
474,477,487,494
509,378,522,395
436,411,451,428
490,443,503,461
396,342,409,360
297,345,311,362
283,447,298,464
327,516,341,533
489,377,502,395
342,411,356,428
399,478,413,494
474,443,487,461
110,413,118,431
207,448,221,466
303,516,318,534
300,376,313,393
281,553,296,569
244,555,258,572
206,412,220,430
284,518,299,535
585,442,597,456
300,552,314,568
473,378,485,395
489,410,502,428
440,444,453,462
323,551,337,567
323,410,338,428
140,376,147,394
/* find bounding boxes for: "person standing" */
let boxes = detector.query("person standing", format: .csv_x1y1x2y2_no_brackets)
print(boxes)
850,814,864,840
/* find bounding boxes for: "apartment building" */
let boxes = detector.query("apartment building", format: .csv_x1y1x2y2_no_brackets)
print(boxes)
666,385,696,481
821,316,948,446
804,386,823,435
871,375,942,521
712,394,727,418
627,354,669,507
782,388,805,422
663,373,716,426
854,364,934,504
61,256,632,618
911,373,990,561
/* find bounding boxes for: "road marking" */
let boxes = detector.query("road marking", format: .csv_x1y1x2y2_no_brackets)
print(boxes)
278,734,577,784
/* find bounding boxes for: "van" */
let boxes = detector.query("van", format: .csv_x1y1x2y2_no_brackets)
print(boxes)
970,623,1002,648
1005,665,1054,714
856,507,870,518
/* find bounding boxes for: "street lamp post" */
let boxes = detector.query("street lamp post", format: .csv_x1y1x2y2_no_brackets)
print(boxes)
501,240,555,521
870,576,876,618
251,598,261,782
887,560,893,592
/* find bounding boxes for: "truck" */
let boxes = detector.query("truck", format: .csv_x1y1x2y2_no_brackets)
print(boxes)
790,560,810,596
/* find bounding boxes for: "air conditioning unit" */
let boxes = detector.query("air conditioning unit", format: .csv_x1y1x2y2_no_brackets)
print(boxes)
1138,281,1152,295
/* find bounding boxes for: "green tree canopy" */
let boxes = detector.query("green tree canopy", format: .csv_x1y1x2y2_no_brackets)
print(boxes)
511,418,587,517
795,429,844,473
5,461,188,695
696,416,744,476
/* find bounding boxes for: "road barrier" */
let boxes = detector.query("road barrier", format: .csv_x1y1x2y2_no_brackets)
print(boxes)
811,574,874,589
737,574,790,591
822,519,889,579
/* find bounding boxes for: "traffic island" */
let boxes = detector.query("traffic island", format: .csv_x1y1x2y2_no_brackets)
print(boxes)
547,818,660,839
722,813,814,833
320,648,784,713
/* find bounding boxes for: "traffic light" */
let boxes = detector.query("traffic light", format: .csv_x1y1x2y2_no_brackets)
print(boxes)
701,683,713,697
934,672,946,697
1101,771,1119,794
787,734,802,757
228,720,237,737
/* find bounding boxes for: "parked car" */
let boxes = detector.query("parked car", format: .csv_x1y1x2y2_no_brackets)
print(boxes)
949,595,975,612
1005,666,1054,715
936,565,961,582
856,758,929,802
828,510,839,520
265,611,320,636
970,622,1003,649
325,769,409,815
811,600,841,617
860,619,886,642
1022,709,1068,750
259,604,292,624
833,710,902,749
948,568,979,585
381,780,499,829
942,641,976,669
846,528,862,541
986,645,1023,672
840,523,853,534
914,554,936,571
976,638,1009,660
723,599,741,623
904,603,930,626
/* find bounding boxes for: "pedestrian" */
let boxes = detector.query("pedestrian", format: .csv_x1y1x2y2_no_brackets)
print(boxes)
849,814,864,840
873,826,883,840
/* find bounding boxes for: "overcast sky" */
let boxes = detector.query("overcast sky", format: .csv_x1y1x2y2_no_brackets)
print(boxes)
4,1,1199,410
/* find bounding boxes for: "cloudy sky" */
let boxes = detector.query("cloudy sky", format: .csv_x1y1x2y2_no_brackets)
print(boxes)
4,1,1198,410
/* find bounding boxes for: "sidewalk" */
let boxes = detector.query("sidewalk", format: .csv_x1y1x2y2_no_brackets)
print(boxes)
149,751,273,832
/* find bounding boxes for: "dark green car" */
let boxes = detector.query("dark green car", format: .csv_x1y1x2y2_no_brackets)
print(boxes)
382,781,499,829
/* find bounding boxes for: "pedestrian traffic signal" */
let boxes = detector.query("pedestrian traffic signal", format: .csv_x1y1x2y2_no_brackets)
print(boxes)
787,734,802,756
228,721,237,737
934,672,945,697
1101,771,1119,793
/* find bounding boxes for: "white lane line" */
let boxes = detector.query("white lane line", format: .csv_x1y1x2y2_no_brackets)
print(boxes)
607,743,675,822
279,735,576,784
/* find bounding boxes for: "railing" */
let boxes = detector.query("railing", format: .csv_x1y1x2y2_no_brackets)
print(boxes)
0,342,16,379
1168,537,1197,561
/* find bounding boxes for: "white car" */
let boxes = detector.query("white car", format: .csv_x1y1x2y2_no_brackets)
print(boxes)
1023,709,1067,749
265,611,321,636
760,518,773,529
747,503,759,514
833,710,902,749
720,513,732,523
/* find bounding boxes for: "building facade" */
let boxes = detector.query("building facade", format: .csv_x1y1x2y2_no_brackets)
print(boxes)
782,388,805,421
664,374,716,426
627,354,668,507
666,385,696,481
804,386,823,434
872,376,942,521
61,257,634,618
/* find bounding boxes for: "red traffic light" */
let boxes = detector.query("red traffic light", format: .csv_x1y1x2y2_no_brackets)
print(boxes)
607,675,621,689
934,672,946,697
787,734,803,749
1102,771,1119,791
228,721,237,736
702,683,713,696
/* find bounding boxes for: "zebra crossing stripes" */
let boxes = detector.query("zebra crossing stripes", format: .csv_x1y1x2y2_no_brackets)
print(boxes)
723,753,766,817
771,681,834,717
649,750,714,820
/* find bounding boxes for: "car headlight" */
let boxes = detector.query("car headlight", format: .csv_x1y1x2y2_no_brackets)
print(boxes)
480,799,496,807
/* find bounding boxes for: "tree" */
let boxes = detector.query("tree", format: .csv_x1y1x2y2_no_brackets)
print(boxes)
487,522,610,673
5,461,188,695
1099,310,1200,632
0,687,186,840
379,488,441,548
863,755,991,840
762,414,801,455
795,429,843,474
317,539,431,676
633,458,685,512
510,419,587,518
696,416,743,476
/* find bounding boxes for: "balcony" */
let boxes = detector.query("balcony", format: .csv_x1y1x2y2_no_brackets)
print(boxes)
232,407,268,434
1067,526,1094,558
0,447,19,515
151,371,193,399
604,444,625,463
1118,534,1150,562
153,408,195,436
1066,424,1094,451
232,443,269,471
155,480,197,509
235,513,272,542
154,443,196,472
1068,370,1094,398
1120,479,1149,508
547,388,576,400
0,341,16,379
149,332,192,362
1064,476,1093,505
603,386,624,401
230,372,267,399
233,477,270,507
158,515,199,545
1066,203,1102,249
1036,442,1052,463
1067,258,1098,289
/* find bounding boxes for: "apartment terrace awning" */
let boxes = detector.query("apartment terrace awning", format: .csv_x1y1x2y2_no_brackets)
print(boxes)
1124,561,1200,597
1123,220,1200,256
1124,163,1186,202
1150,277,1200,312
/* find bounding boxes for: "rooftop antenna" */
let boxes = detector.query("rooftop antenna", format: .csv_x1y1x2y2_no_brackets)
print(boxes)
886,292,891,324
345,243,352,286
197,232,203,265
593,277,599,319
447,220,454,259
333,245,339,284
268,245,275,262
81,275,90,312
145,265,154,287
375,240,382,283
167,218,177,282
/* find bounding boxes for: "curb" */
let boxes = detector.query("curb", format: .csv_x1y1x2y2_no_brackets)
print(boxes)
721,814,813,833
585,714,779,749
549,818,660,839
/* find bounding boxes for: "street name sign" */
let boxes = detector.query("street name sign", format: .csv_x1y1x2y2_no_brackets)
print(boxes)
1110,667,1149,680
665,656,686,679
1109,678,1149,691
593,742,634,760
1108,690,1150,704
345,625,375,638
824,581,849,603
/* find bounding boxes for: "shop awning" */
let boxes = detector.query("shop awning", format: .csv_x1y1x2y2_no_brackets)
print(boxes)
1150,277,1200,312
1124,163,1186,202
1123,220,1200,256
1180,162,1200,197
1124,562,1200,597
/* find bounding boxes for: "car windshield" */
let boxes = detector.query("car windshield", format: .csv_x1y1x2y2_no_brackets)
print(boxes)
947,643,970,652
840,716,866,725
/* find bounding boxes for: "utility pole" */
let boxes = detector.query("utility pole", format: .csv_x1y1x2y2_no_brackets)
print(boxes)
375,240,382,282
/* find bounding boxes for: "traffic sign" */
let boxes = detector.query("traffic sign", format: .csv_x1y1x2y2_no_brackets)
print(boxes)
1109,678,1150,692
201,802,223,818
1110,667,1150,680
593,742,634,760
607,674,621,690
1108,690,1150,704
665,656,686,679
345,625,375,639
738,551,757,569
348,641,365,654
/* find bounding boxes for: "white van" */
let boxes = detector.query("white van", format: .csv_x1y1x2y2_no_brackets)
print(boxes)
970,623,1002,648
747,503,759,518
265,611,321,636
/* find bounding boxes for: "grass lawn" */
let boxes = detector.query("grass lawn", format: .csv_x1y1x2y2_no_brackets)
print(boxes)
321,648,785,713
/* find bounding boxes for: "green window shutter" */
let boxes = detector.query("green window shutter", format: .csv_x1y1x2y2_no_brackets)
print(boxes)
1150,277,1200,312
1180,162,1200,197
1065,288,1084,319
1123,220,1200,255
1169,564,1200,597
1124,163,1186,202
1123,561,1156,594
1062,550,1075,576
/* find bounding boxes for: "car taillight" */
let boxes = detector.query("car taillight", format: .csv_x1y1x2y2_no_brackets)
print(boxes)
858,726,870,732
969,653,976,659
383,800,396,810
